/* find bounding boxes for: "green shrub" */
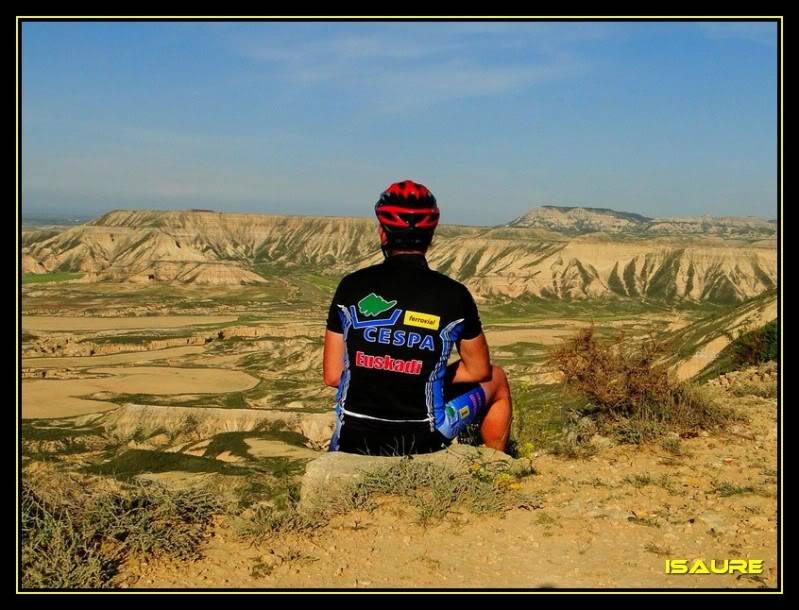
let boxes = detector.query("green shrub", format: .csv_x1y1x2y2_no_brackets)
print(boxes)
729,320,778,368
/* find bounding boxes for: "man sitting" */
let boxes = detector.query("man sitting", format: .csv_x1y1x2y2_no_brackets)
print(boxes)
323,180,513,455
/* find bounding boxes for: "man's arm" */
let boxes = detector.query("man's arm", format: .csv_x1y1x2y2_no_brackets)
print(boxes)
323,330,346,387
323,278,346,388
453,333,492,383
453,284,491,383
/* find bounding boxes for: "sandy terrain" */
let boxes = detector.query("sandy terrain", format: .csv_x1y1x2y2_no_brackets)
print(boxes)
22,367,259,419
88,367,258,394
243,439,321,460
21,387,119,420
676,337,732,381
23,315,237,332
124,390,778,589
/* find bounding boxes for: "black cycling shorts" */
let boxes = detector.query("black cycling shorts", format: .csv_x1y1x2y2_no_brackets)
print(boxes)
336,361,486,456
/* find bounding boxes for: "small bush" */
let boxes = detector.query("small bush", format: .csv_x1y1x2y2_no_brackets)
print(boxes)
551,436,598,459
660,437,684,455
714,481,756,497
644,542,672,556
549,325,671,414
624,473,652,488
235,483,320,539
340,458,531,526
727,379,778,399
549,326,734,444
21,469,220,589
239,502,319,539
627,515,660,528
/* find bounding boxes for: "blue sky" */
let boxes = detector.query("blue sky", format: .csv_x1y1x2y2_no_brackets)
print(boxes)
21,20,778,225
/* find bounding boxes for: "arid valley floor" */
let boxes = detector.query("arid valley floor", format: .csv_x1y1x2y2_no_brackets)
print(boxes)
20,207,779,589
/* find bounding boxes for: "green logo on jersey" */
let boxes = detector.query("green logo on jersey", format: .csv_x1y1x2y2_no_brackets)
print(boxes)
358,293,397,317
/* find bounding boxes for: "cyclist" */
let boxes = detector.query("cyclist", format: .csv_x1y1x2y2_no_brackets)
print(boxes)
323,180,512,455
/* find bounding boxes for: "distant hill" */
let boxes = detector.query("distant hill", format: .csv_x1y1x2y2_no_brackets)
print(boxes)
508,205,776,238
21,208,776,304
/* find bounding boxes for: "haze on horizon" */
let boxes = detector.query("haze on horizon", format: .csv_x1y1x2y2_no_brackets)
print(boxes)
21,21,778,226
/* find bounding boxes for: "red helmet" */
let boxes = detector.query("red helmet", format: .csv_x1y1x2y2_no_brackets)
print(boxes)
375,180,439,255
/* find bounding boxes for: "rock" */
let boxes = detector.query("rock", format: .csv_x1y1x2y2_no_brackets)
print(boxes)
297,412,335,450
148,433,171,447
299,445,531,512
698,512,728,534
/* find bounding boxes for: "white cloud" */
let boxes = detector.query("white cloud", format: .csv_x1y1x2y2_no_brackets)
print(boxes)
236,29,456,64
369,57,582,113
232,24,589,112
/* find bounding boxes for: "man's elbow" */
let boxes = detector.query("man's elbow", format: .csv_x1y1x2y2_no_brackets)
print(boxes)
466,362,492,383
323,372,340,388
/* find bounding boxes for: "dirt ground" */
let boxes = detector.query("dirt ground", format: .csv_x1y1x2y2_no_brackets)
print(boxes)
19,277,779,590
121,391,778,590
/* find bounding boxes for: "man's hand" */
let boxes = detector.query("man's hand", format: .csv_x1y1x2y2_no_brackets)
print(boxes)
323,330,345,387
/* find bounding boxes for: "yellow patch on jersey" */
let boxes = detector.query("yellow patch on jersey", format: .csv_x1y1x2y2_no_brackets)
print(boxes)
459,406,471,419
403,310,441,330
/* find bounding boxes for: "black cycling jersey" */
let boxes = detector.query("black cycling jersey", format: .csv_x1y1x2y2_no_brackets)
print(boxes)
325,253,484,453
